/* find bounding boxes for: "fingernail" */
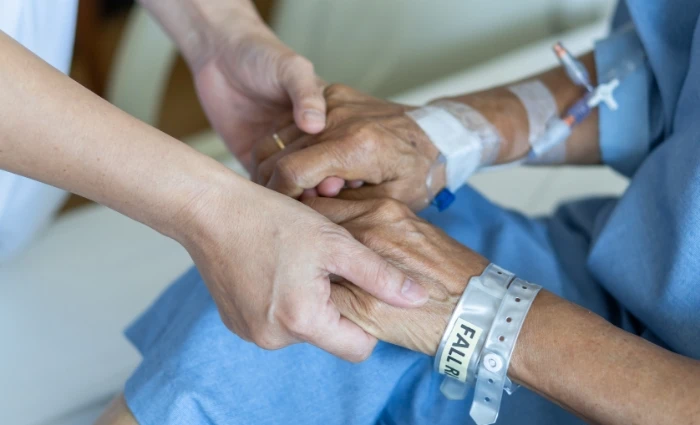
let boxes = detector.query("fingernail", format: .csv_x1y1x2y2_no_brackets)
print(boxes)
303,109,325,124
348,180,364,189
401,278,429,305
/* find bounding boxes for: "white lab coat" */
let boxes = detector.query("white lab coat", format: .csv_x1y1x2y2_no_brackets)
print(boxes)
0,0,79,261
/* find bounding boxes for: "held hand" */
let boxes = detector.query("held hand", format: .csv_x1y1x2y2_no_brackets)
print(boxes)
191,20,326,169
253,84,446,211
306,197,489,355
179,180,429,362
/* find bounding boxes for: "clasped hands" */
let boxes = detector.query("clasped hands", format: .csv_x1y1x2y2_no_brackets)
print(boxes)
251,84,499,356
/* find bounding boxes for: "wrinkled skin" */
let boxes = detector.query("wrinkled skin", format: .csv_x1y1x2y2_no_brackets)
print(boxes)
252,83,529,211
307,197,489,355
253,85,444,210
183,181,428,363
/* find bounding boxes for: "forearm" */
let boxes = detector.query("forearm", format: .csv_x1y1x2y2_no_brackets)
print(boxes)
138,0,270,70
510,291,700,424
325,199,700,422
438,53,600,165
0,32,251,243
403,286,700,424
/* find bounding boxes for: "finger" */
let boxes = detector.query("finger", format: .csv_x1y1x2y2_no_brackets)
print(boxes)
304,196,372,223
327,236,429,308
267,141,383,198
257,133,316,186
299,188,318,202
279,56,326,134
329,282,367,329
252,124,304,174
307,298,378,363
317,177,346,197
336,184,391,202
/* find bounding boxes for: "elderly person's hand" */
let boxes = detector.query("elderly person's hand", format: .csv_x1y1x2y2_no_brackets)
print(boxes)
253,84,527,210
253,85,446,210
306,196,489,354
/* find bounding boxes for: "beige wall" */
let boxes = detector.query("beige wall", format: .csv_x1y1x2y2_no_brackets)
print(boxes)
273,0,614,97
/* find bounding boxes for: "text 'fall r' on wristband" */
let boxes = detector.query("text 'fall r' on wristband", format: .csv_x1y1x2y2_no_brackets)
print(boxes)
434,264,542,425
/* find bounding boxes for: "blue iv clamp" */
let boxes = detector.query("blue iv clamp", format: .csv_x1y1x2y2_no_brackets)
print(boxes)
431,188,456,211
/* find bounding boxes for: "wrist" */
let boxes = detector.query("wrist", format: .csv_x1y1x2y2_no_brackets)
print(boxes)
407,95,523,194
433,264,542,418
141,0,271,71
419,258,489,355
165,160,257,250
189,0,274,71
395,109,447,196
441,89,530,164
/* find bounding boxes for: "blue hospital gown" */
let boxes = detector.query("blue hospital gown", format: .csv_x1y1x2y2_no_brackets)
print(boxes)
123,2,700,423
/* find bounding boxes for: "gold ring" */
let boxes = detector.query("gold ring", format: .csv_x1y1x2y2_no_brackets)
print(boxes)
272,133,285,150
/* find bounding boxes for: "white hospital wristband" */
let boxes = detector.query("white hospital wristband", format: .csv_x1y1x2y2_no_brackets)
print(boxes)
434,264,542,425
407,101,501,193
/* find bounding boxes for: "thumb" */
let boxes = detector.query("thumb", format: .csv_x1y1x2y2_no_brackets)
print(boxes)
327,238,429,308
279,56,326,134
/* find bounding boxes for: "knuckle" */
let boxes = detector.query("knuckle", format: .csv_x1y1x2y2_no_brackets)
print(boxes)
376,198,411,220
345,129,378,160
251,328,286,350
324,83,348,99
355,229,383,253
274,156,300,184
280,308,317,340
326,104,352,123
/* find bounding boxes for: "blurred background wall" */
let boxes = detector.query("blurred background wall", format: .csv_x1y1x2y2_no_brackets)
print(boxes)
274,0,612,97
64,0,614,211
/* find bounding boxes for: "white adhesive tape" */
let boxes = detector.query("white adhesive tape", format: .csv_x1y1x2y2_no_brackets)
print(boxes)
508,80,558,145
509,80,567,164
407,102,502,192
430,100,501,167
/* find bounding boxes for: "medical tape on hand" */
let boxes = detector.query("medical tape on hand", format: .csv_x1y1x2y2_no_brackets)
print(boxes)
407,101,501,193
508,80,564,163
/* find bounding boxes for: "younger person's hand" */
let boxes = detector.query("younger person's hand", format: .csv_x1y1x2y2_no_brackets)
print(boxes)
179,181,430,362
